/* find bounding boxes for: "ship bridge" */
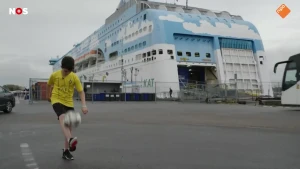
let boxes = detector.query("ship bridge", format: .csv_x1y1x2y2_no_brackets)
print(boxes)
49,58,59,65
138,0,243,21
107,0,243,25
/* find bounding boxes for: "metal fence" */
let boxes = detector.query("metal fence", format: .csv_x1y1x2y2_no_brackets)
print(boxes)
27,78,282,104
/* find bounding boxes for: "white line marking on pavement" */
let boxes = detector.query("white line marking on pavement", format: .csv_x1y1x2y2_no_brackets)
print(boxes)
20,143,39,169
15,97,20,104
9,131,36,137
20,143,29,148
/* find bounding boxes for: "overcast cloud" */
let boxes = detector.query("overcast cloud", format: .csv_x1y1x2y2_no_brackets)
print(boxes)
0,0,299,87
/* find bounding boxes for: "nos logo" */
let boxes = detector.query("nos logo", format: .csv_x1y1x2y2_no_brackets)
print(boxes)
9,8,28,15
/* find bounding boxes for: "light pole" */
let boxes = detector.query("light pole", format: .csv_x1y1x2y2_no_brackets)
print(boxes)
121,68,127,101
91,74,95,104
134,68,139,84
79,74,87,101
120,36,127,101
130,67,133,82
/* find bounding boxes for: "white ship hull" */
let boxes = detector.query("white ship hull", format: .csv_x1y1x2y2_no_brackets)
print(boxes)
77,44,181,95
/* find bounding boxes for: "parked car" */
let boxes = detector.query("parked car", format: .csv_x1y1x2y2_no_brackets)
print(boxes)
0,86,15,113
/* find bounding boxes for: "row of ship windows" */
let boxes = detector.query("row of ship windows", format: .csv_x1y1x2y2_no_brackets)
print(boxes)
99,14,147,38
177,51,211,58
104,13,234,39
111,25,152,47
178,13,236,23
107,56,158,69
92,14,147,45
109,45,211,61
86,13,235,52
77,49,210,71
96,12,235,43
123,41,147,53
106,49,174,68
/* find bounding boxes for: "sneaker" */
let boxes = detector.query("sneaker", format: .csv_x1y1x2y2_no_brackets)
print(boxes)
62,149,74,160
68,137,78,152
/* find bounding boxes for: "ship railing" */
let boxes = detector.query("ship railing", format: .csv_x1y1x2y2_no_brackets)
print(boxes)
177,82,273,103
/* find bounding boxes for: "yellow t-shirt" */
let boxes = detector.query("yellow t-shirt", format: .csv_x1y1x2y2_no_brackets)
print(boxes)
47,70,83,107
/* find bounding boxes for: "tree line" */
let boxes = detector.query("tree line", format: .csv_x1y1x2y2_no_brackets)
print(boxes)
2,84,25,91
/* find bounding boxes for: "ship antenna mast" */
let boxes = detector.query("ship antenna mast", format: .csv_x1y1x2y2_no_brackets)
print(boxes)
186,0,188,8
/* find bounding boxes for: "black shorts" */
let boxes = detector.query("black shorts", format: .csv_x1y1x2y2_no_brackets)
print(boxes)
52,103,74,120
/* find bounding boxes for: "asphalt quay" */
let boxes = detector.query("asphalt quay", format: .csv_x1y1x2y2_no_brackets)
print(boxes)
0,100,300,169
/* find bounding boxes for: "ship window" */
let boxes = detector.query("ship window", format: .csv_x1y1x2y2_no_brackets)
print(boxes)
177,51,182,56
143,26,147,31
143,53,146,58
186,52,191,57
129,35,131,38
147,51,151,56
139,29,142,33
139,43,142,47
149,25,152,32
206,53,211,58
167,50,173,54
131,46,134,50
128,47,130,51
159,49,163,54
144,14,146,20
195,52,200,57
132,33,134,37
135,44,138,49
152,50,156,55
135,31,138,35
171,56,174,59
143,41,146,46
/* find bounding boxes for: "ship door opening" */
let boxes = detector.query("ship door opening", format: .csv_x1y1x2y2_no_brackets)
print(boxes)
178,65,218,88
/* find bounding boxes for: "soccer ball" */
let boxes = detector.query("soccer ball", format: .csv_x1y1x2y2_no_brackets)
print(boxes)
64,110,81,128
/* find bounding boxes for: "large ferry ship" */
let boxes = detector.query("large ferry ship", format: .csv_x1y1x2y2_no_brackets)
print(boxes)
49,0,273,96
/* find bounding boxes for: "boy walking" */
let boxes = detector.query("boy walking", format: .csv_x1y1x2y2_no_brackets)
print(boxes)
47,56,88,160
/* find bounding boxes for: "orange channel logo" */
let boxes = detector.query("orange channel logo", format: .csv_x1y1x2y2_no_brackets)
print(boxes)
276,4,291,18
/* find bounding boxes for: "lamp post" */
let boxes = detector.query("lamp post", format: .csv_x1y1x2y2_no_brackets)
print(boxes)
79,74,87,101
91,74,95,104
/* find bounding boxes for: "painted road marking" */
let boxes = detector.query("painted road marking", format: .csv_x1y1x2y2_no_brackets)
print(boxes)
9,131,35,137
20,143,39,169
15,97,20,104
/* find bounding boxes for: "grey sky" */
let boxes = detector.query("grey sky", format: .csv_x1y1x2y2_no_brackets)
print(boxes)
0,0,299,87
